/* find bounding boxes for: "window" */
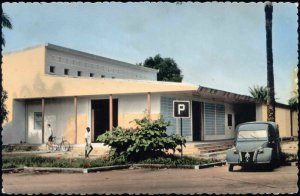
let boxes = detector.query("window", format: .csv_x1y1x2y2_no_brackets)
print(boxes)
77,71,82,77
50,66,55,73
160,97,191,137
204,103,225,135
34,112,42,130
238,130,267,140
101,75,105,78
228,114,233,126
64,69,69,75
90,73,94,77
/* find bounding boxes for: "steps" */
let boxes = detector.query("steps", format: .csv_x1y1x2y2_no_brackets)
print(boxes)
197,141,234,159
180,140,234,159
196,141,234,154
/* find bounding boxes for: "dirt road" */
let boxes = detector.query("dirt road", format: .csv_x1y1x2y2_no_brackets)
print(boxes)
3,165,297,194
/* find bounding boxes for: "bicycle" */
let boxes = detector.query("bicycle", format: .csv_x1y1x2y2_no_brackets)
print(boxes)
46,137,71,152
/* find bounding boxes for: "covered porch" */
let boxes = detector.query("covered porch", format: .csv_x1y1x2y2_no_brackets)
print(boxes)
159,86,256,142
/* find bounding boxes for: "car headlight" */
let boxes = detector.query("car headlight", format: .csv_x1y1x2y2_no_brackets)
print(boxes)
257,147,264,153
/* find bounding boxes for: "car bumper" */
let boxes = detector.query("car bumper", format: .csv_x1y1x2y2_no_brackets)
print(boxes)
226,148,273,165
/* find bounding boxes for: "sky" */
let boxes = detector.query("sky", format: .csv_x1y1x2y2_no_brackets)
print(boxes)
2,2,298,104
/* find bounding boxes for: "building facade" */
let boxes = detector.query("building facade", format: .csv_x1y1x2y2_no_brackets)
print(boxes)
2,44,297,145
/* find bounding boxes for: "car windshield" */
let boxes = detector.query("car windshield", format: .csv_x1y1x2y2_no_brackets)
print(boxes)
237,123,269,141
238,130,268,139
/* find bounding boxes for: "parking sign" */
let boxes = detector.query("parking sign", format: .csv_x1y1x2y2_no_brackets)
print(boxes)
173,100,190,118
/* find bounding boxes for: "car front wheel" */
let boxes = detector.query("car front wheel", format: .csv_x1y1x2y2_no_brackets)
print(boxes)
228,164,234,172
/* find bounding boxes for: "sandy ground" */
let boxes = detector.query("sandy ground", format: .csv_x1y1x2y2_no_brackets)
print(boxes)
3,164,297,194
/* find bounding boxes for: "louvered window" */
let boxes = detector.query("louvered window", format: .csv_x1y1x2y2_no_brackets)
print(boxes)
160,97,176,135
204,103,225,135
160,97,191,137
216,104,225,134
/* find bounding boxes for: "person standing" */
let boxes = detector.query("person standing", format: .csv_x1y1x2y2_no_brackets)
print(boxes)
85,127,93,158
47,124,53,142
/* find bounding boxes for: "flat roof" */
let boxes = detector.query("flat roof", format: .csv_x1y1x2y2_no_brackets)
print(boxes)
3,43,158,73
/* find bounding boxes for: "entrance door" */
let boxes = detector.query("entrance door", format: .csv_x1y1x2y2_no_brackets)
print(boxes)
192,101,202,141
91,99,118,142
234,103,256,126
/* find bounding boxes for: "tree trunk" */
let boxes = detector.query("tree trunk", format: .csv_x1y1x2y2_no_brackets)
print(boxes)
0,62,3,132
265,2,276,122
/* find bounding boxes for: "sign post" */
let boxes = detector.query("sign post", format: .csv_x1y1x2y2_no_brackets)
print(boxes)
173,100,190,159
180,118,183,158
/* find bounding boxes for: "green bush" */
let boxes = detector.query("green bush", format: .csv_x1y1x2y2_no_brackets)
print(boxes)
139,155,216,166
97,117,186,161
2,154,218,169
281,152,298,162
90,157,127,167
2,155,127,169
3,155,49,168
2,145,39,152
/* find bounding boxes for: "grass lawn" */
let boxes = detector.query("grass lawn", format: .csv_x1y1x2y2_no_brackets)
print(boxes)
2,153,220,169
3,151,295,169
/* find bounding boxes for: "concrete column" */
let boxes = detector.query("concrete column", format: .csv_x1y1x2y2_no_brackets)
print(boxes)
42,98,45,144
74,96,78,144
109,94,113,131
25,101,28,143
147,92,151,118
290,109,293,137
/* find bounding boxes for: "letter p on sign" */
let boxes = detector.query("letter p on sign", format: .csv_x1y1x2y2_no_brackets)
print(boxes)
173,101,190,118
178,104,185,115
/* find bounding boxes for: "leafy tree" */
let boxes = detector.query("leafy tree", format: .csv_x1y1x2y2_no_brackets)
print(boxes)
1,91,8,122
97,117,186,161
288,91,298,110
289,67,298,110
1,12,12,131
140,54,183,82
265,2,276,122
249,85,268,103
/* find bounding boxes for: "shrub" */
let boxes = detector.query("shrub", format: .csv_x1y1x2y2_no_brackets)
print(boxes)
2,154,219,169
281,152,298,162
2,154,128,169
2,145,39,152
139,155,216,166
97,117,186,161
2,155,57,168
1,90,8,122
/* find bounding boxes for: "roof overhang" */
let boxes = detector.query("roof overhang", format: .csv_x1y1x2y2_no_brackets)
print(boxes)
192,86,256,104
14,75,198,100
13,74,256,105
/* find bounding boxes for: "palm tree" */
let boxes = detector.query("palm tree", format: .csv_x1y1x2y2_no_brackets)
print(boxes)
1,12,13,131
2,12,13,47
265,2,276,122
288,90,298,110
249,85,268,103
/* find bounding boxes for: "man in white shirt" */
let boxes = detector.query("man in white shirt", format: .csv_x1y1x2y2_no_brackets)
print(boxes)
85,127,93,158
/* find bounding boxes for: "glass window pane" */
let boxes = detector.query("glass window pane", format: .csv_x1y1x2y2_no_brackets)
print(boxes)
34,112,42,130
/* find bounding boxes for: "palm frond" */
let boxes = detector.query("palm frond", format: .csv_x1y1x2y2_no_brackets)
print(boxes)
2,13,13,29
1,35,5,47
249,85,268,103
